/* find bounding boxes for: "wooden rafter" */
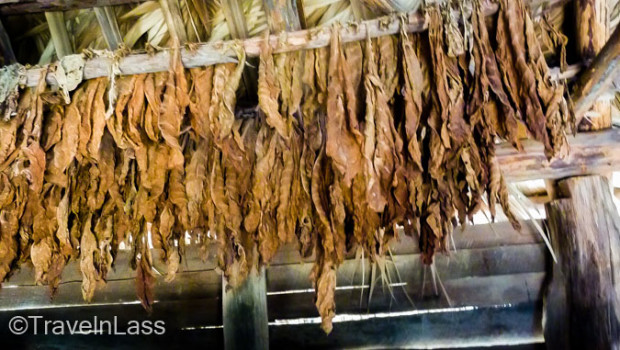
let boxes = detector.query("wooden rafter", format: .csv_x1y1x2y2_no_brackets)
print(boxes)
94,6,123,50
0,0,149,15
572,23,620,126
44,11,72,58
496,128,620,182
576,0,612,131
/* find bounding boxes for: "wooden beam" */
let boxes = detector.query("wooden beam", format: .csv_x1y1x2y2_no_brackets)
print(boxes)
94,6,122,50
0,0,149,15
223,267,269,350
270,302,543,349
22,0,569,87
0,17,15,64
572,23,620,126
544,176,620,349
496,128,620,182
44,11,72,58
576,0,612,132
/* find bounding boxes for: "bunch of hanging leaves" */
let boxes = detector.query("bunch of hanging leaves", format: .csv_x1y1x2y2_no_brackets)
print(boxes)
0,0,571,334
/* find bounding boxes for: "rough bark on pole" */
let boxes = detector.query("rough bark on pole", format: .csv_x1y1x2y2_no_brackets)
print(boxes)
223,266,269,350
544,176,620,349
575,0,611,131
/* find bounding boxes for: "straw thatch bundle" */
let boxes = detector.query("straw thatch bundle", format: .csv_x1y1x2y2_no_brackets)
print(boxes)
0,0,574,333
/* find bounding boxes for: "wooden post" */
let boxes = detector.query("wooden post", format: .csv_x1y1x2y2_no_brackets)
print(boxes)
576,0,611,131
544,176,620,349
222,266,269,350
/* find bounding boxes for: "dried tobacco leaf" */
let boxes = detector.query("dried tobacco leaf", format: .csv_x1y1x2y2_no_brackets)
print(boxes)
326,27,364,188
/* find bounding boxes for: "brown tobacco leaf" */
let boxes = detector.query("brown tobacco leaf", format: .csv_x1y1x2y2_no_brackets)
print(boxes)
495,0,559,157
326,27,364,188
144,72,168,142
312,256,336,334
80,214,101,302
258,35,289,139
469,1,521,148
160,50,189,169
209,46,246,143
46,87,83,186
188,67,214,140
185,139,208,229
362,37,388,213
136,230,156,312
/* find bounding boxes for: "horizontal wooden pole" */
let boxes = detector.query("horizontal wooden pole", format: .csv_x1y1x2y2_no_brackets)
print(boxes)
22,0,567,88
0,0,149,15
497,128,620,182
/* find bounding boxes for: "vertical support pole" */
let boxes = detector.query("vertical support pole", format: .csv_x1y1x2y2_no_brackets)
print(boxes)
223,267,269,350
45,11,73,58
576,0,611,131
544,176,620,349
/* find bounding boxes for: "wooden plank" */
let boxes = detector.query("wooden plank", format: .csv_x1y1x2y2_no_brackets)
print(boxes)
496,128,620,182
270,302,543,349
544,175,620,349
94,6,123,50
0,269,221,310
0,300,223,348
576,0,612,132
21,0,568,88
0,0,149,15
267,272,545,320
44,11,72,58
266,244,547,292
223,267,269,350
